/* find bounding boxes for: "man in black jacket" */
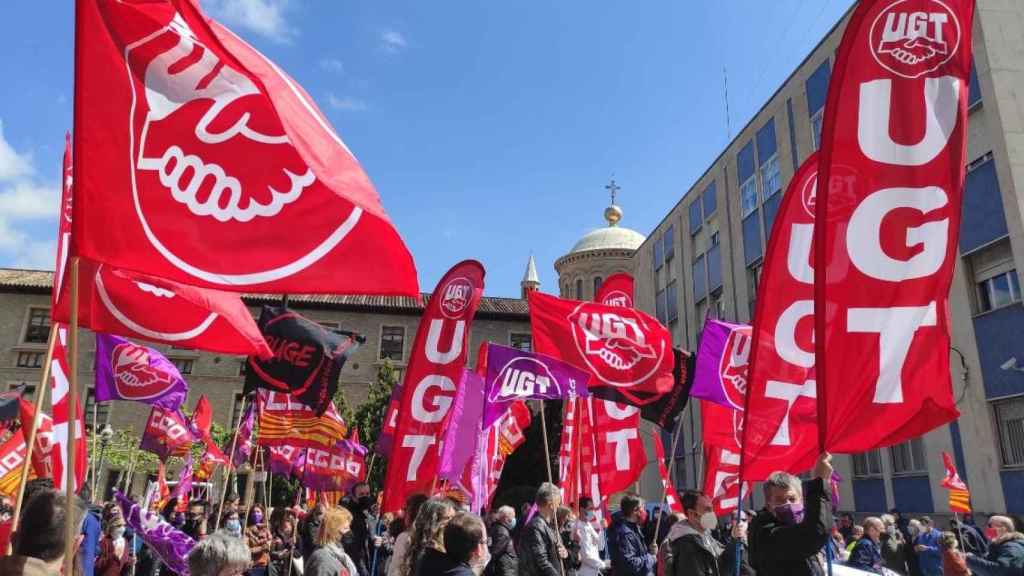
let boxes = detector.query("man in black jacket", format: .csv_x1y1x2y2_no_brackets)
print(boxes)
665,491,751,576
518,483,567,576
488,505,519,576
608,494,655,576
748,452,834,576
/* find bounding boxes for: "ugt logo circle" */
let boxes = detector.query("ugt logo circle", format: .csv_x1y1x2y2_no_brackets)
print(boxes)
568,303,666,388
125,13,361,286
869,0,961,79
112,343,180,400
440,277,474,319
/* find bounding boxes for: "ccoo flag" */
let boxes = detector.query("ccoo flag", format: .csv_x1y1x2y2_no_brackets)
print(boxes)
73,0,418,296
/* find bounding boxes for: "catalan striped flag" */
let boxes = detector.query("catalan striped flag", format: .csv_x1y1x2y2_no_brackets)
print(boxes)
0,430,33,498
941,451,971,513
257,391,347,451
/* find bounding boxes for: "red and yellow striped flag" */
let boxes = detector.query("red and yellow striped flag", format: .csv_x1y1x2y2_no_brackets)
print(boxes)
941,451,971,513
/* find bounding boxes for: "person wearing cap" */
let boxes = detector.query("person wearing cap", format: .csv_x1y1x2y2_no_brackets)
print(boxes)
96,512,134,576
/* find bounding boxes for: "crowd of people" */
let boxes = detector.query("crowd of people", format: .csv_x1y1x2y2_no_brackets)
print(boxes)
2,454,1024,576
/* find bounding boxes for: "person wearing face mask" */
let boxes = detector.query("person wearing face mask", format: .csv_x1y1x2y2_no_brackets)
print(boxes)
607,493,656,576
878,514,908,575
438,513,491,576
486,505,518,576
224,511,244,539
96,515,134,576
951,515,989,557
748,452,834,576
912,517,942,576
306,507,360,576
663,491,750,576
556,507,582,576
965,515,1024,575
847,517,884,574
245,504,274,576
519,483,569,576
577,503,608,576
343,482,378,576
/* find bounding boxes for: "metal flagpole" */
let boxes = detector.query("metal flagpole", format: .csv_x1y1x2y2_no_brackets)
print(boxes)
8,329,56,553
63,256,81,576
91,402,99,503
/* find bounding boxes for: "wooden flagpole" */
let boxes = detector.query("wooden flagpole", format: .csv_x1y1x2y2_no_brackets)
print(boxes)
538,400,553,484
651,414,686,545
7,329,57,553
90,402,99,503
215,395,248,531
63,256,81,576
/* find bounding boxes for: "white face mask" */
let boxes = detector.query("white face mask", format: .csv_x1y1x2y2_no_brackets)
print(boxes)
471,543,491,576
700,512,718,532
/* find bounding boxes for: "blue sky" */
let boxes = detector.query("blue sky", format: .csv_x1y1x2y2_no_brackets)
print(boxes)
0,0,854,298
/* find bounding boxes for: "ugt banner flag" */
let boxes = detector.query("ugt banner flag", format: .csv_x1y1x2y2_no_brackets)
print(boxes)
94,333,188,410
691,318,751,411
73,0,418,296
482,343,590,428
594,273,635,308
814,0,971,452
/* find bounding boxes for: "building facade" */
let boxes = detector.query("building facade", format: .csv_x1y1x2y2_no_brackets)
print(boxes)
0,267,533,496
632,0,1024,515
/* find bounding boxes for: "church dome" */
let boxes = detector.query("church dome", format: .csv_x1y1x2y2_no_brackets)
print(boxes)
568,216,646,254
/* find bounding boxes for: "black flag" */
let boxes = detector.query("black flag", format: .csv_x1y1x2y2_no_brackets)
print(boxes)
588,348,695,429
244,306,363,415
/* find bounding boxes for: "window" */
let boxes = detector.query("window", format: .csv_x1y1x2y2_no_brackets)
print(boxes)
653,236,665,271
968,60,982,108
806,60,831,152
689,201,703,235
379,326,405,361
747,263,762,318
852,449,883,477
238,359,248,376
593,277,603,297
760,155,781,199
575,279,584,300
756,120,778,199
655,289,667,325
810,110,824,151
16,351,44,369
231,392,246,428
742,212,762,266
666,280,678,323
738,141,758,217
510,333,532,352
703,182,717,219
961,154,1008,254
664,225,675,261
978,270,1021,312
707,243,722,293
890,438,927,475
692,254,707,303
84,387,111,432
995,397,1024,467
170,358,194,375
710,231,720,247
23,308,51,344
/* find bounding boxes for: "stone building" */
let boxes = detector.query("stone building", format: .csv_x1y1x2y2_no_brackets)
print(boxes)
0,265,535,496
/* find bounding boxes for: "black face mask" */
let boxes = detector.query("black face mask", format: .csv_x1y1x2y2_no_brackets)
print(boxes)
357,496,373,510
340,531,356,547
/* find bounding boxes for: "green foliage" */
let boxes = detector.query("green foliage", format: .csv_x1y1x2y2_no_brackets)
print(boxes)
333,361,397,493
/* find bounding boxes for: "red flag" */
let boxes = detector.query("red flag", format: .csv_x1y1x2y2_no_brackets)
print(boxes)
191,395,226,462
595,273,635,308
814,0,971,452
73,0,418,296
19,398,54,479
140,406,195,461
382,261,485,513
529,291,674,404
256,391,348,450
483,401,531,508
652,433,682,514
53,133,73,311
0,430,33,499
739,155,821,481
704,445,747,517
589,398,646,497
941,452,971,513
51,324,87,493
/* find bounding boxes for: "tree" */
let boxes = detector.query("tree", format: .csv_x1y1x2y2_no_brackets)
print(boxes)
334,361,398,493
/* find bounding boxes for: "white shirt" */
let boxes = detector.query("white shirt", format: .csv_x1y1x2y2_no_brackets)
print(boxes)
575,520,607,576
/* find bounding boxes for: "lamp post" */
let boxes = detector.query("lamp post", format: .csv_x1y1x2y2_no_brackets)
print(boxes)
94,424,114,502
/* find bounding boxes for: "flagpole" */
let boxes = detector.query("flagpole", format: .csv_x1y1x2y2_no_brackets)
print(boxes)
216,394,248,531
8,328,57,553
651,414,686,546
123,441,138,494
954,512,967,554
64,256,81,576
573,398,582,517
538,400,553,484
90,401,99,503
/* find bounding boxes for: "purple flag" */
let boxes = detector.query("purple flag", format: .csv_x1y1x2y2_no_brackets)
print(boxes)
169,454,194,501
690,318,751,411
439,370,485,482
94,333,188,410
483,343,590,428
227,401,256,468
116,490,195,576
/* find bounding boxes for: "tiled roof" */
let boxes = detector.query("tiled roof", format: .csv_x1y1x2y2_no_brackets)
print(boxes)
0,268,529,319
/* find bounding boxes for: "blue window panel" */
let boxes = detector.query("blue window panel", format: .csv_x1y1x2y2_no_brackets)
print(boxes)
693,254,707,302
891,476,934,513
763,192,782,239
950,421,969,486
786,98,799,172
756,118,777,165
689,201,702,235
654,237,664,270
707,243,722,292
738,140,756,185
960,158,1009,253
666,280,678,322
852,478,887,513
973,303,1024,399
664,225,675,261
806,60,831,116
1001,470,1024,514
703,182,717,218
969,60,982,107
742,212,762,266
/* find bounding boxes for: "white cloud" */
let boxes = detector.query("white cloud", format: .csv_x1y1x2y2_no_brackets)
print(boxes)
327,94,367,112
0,120,60,270
318,58,344,74
205,0,297,43
381,30,407,53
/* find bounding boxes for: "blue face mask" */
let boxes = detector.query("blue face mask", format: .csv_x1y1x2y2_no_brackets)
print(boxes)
508,518,517,531
226,519,242,535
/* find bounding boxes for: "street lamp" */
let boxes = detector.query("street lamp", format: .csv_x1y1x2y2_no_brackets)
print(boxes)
1001,357,1024,373
94,424,114,501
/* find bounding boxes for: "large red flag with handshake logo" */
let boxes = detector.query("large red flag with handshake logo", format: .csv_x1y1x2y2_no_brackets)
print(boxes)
814,0,971,452
72,0,418,296
381,261,485,513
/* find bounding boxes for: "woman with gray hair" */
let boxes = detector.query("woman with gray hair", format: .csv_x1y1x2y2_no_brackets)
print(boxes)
187,531,252,576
